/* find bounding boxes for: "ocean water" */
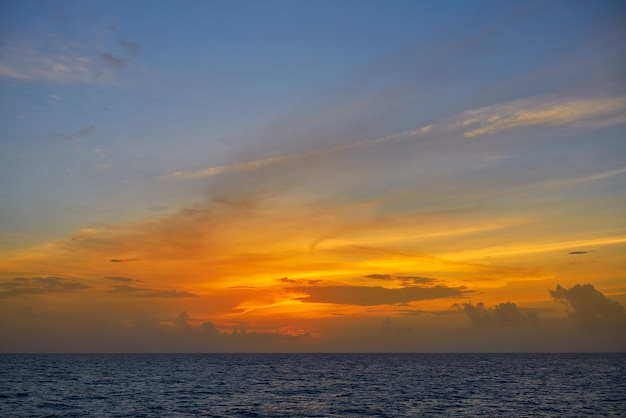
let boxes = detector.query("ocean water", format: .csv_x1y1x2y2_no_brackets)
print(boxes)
1,353,624,417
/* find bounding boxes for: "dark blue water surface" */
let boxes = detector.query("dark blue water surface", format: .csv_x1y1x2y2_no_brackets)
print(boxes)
1,353,624,417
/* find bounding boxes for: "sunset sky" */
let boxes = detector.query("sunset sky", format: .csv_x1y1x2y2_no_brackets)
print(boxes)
1,0,625,352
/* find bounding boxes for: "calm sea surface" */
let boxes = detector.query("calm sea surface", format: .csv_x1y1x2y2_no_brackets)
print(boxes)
1,353,624,417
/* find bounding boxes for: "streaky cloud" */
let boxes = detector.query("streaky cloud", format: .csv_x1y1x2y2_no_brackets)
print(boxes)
365,274,436,284
0,40,114,83
170,125,433,179
458,96,626,137
170,93,624,181
276,277,322,285
0,277,89,297
104,276,137,283
291,284,463,306
107,284,196,298
109,258,139,263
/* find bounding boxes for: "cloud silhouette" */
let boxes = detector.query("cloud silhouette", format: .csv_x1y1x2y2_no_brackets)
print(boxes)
104,276,137,283
109,258,139,263
459,301,540,327
550,284,626,331
0,277,89,297
568,251,591,255
108,284,196,298
292,285,463,306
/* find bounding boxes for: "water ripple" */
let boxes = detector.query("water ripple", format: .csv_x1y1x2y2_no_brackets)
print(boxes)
1,353,624,417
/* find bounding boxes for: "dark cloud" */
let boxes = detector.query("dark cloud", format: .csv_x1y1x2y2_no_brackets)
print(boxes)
366,274,394,280
109,258,139,263
291,285,463,306
0,277,89,297
108,284,196,298
550,284,626,331
104,276,136,283
568,251,592,255
459,302,540,327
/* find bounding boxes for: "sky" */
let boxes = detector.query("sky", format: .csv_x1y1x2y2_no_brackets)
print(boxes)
1,0,625,353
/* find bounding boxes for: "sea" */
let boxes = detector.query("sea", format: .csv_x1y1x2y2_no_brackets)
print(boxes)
1,353,624,417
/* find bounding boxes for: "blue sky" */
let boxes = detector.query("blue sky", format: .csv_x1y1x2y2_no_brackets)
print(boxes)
2,0,624,244
1,1,625,352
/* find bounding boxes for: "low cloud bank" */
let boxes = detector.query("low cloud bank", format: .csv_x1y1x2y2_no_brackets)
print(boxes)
550,284,626,331
459,301,539,327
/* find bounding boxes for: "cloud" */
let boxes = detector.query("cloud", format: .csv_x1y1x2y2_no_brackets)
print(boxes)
108,284,196,298
365,274,436,285
109,258,139,263
170,125,433,179
550,284,626,331
458,96,626,138
0,40,112,83
0,277,89,297
102,39,142,69
0,37,141,83
170,93,625,181
275,277,322,285
291,284,463,306
459,302,540,327
568,251,591,255
104,276,137,283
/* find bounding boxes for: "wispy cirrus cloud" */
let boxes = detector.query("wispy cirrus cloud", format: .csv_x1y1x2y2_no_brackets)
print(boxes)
458,96,626,137
170,125,434,179
0,37,142,84
0,40,112,83
170,94,625,181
